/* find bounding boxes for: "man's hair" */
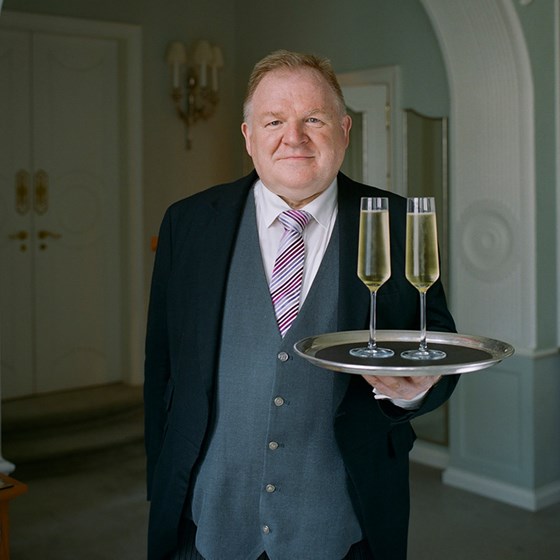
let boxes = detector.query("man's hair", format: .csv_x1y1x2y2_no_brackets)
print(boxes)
243,49,346,122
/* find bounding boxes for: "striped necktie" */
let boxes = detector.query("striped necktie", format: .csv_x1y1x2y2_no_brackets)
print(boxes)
270,209,312,337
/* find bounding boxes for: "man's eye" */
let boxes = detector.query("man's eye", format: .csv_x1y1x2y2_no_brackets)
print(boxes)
307,117,323,125
266,120,281,127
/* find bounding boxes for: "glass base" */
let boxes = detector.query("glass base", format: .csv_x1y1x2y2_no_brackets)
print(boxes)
349,346,395,359
401,348,446,361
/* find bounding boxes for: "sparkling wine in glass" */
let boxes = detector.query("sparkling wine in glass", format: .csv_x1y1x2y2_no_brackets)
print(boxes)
401,197,446,360
350,197,394,359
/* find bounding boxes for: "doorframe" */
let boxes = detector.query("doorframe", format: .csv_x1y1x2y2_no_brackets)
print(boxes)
0,11,144,387
338,66,403,195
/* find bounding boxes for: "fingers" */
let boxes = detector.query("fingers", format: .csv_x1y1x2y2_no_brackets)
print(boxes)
362,374,440,400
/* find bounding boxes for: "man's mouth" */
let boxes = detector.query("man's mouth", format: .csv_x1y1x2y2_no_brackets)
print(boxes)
278,155,314,161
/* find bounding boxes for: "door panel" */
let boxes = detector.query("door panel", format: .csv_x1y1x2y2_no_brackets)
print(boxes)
0,28,123,397
32,33,122,393
0,30,34,397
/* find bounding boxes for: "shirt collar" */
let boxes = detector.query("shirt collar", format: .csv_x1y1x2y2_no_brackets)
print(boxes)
255,178,338,230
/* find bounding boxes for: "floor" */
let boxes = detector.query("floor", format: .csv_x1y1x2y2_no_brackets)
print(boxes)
2,385,560,559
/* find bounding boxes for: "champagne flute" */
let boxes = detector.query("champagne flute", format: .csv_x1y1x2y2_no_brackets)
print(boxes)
350,197,394,358
401,197,446,360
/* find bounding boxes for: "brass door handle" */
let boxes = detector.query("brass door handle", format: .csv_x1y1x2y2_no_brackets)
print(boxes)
15,170,31,215
34,170,49,215
8,230,29,240
38,230,62,240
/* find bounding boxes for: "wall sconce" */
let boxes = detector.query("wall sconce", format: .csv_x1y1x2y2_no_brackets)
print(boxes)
166,39,224,149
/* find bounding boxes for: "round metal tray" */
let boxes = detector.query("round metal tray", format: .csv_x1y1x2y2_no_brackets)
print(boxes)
294,330,514,376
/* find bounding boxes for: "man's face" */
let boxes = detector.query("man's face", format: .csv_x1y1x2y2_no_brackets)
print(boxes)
241,68,352,204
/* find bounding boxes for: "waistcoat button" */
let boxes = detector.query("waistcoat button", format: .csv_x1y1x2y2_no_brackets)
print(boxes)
273,396,285,407
262,524,270,534
265,484,276,493
277,351,289,362
268,441,279,450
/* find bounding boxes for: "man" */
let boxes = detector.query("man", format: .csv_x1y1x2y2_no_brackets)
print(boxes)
144,50,458,560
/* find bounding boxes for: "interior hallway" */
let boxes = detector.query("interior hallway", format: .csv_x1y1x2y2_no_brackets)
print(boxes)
2,385,559,560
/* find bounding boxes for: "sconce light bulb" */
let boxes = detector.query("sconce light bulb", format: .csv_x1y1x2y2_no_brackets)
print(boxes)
193,40,213,88
166,41,187,89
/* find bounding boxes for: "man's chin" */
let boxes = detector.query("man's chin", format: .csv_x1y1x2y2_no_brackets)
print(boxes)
264,178,332,208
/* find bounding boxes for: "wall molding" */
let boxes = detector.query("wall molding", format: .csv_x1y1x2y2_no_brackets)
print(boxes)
444,467,560,512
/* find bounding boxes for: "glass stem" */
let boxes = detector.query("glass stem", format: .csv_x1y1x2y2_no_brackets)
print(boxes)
368,290,378,350
419,290,427,352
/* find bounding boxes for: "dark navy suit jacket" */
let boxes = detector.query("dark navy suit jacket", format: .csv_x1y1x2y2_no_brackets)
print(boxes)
144,171,458,560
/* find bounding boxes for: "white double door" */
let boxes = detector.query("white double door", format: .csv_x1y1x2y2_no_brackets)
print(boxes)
0,21,124,398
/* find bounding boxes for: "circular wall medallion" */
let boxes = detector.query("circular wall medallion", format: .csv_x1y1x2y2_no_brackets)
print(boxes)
457,200,518,282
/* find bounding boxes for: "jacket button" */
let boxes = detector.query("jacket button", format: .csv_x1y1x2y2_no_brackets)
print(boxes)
262,524,270,534
277,351,289,362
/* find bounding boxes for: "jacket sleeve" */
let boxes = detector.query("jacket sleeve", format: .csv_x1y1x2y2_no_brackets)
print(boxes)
144,208,173,499
378,274,459,422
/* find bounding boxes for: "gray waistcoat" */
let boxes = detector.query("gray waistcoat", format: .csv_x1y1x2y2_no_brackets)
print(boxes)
190,197,362,560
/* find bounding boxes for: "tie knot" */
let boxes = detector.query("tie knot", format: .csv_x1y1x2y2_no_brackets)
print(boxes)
278,209,311,235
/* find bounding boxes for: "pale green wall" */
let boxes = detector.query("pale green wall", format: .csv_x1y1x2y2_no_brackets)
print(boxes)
234,0,449,118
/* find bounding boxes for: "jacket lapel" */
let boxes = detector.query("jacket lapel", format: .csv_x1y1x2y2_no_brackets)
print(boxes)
192,173,256,383
336,173,371,332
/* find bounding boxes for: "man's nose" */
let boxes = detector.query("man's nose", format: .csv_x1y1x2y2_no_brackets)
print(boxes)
283,121,308,145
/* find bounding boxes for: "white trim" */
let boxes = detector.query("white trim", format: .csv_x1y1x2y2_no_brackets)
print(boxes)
120,21,145,387
443,467,560,511
410,440,449,470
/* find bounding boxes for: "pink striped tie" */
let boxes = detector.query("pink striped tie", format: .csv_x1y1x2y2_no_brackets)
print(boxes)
270,210,312,337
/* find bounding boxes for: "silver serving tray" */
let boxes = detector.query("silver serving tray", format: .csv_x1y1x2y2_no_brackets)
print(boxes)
294,330,514,376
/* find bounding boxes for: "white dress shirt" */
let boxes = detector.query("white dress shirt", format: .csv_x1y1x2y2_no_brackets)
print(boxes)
253,179,428,410
254,178,337,304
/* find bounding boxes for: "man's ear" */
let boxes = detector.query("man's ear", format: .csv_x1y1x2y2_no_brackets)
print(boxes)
342,114,352,148
241,122,252,156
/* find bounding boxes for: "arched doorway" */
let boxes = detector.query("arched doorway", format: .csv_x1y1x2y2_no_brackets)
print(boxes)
420,1,560,511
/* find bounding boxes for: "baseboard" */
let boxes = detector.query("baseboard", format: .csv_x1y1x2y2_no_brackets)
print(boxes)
443,466,560,511
410,440,449,469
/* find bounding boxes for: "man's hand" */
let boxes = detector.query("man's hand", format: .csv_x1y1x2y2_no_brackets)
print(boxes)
361,374,441,401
